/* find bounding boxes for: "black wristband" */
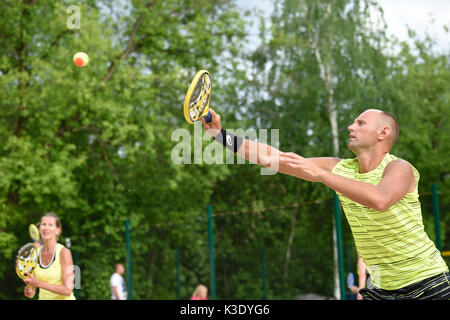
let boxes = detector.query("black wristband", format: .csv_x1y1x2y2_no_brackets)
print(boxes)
213,128,244,153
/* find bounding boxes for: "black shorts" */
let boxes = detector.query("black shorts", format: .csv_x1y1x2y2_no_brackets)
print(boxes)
360,272,450,300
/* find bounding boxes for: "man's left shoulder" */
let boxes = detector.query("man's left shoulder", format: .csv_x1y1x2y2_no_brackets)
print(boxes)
386,154,413,167
384,157,418,180
385,157,414,171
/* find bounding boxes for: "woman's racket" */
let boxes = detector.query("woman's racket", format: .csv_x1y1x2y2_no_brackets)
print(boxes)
16,243,39,281
29,224,40,243
183,70,213,124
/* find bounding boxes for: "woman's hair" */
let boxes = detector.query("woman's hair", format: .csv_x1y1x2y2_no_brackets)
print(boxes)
40,212,63,240
192,284,207,298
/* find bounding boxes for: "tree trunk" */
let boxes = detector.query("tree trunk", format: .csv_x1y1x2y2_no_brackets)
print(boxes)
313,2,341,299
283,210,297,279
283,184,301,278
145,249,157,299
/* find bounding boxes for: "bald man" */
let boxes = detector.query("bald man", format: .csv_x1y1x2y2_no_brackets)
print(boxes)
202,108,449,300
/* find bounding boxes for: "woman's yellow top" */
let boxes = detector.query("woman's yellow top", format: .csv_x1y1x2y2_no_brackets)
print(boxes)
35,243,75,300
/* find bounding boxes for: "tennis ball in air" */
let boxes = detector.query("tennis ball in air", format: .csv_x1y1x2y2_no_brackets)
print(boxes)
73,52,89,67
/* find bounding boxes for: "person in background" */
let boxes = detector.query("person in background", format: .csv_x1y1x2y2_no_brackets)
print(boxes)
23,212,76,300
111,263,127,300
350,254,369,300
190,284,208,300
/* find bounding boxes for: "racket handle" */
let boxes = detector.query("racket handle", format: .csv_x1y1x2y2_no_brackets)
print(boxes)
204,111,212,123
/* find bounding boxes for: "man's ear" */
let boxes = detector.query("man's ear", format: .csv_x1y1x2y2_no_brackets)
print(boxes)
378,125,391,142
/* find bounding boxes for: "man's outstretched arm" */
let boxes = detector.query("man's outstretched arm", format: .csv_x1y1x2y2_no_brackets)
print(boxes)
201,109,340,174
202,109,415,211
279,152,416,211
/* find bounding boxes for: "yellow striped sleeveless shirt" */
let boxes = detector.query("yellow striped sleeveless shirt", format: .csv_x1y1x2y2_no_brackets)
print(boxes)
35,243,76,300
332,153,448,290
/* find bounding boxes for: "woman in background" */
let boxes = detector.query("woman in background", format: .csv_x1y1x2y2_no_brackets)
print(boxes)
190,284,208,300
23,212,76,300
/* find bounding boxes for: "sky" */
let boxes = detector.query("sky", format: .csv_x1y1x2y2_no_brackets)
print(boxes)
236,0,450,52
376,0,450,49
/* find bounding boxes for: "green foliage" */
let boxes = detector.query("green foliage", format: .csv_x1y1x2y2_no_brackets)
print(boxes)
0,0,245,299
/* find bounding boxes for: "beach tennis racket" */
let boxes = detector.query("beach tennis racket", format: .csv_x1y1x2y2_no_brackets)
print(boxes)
183,70,213,124
29,224,40,243
16,243,38,282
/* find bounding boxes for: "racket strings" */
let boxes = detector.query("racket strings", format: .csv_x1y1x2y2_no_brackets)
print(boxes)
16,245,38,279
189,75,211,121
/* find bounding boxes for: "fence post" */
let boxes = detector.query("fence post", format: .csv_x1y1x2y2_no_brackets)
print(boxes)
333,192,346,300
207,205,217,300
125,219,133,300
432,183,442,252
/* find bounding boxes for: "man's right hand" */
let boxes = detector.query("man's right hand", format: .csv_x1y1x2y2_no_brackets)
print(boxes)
201,109,222,138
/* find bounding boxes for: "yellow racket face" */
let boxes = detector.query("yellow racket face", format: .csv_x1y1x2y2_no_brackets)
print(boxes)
29,224,40,242
16,243,38,280
183,70,212,124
